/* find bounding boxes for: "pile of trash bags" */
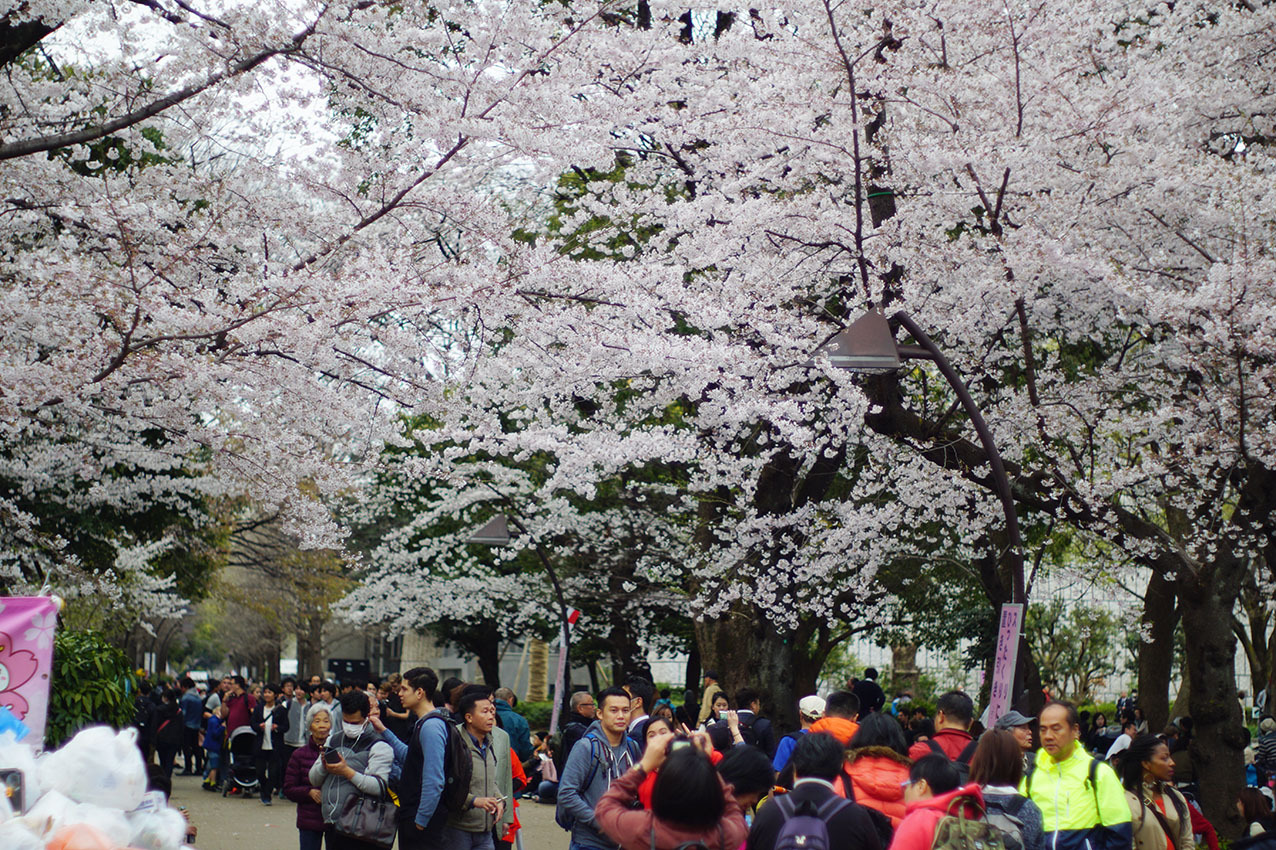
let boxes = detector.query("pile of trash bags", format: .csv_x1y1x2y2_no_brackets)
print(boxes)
0,725,190,850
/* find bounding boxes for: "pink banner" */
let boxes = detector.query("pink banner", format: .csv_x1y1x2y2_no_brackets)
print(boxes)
0,597,58,744
986,603,1023,727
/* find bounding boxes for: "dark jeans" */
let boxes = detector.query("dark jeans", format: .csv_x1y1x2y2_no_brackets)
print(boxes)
156,743,180,778
537,780,558,801
256,750,283,801
399,821,445,850
299,828,324,850
183,726,204,773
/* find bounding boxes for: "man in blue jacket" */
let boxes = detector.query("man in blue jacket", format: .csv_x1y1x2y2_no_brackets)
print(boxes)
557,687,639,850
372,667,449,850
493,687,533,762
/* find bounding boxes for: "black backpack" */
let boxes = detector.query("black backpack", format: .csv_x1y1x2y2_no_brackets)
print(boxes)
422,709,473,813
927,737,979,783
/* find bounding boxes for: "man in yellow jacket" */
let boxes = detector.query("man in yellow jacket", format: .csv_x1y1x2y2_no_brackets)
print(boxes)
1024,700,1133,850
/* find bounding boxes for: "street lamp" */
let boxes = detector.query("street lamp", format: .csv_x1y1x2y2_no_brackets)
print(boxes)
813,307,1028,712
468,509,576,733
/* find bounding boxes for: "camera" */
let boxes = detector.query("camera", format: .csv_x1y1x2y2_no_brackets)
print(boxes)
668,734,692,753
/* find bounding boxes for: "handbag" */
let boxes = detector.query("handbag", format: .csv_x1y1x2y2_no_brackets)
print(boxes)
334,775,398,849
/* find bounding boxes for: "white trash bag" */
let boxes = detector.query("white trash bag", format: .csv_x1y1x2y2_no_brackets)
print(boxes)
128,806,187,850
0,818,42,850
76,801,134,847
22,788,77,839
39,726,146,810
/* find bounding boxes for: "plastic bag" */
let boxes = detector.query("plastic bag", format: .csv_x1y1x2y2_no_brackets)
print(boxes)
0,729,41,809
128,806,187,850
76,801,134,847
40,726,146,810
46,822,116,850
0,818,43,850
23,788,78,839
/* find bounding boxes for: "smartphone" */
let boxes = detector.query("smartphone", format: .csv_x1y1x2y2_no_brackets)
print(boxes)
670,739,692,751
719,711,728,720
324,749,343,764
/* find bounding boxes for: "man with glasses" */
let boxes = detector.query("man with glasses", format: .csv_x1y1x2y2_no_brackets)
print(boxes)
557,691,597,776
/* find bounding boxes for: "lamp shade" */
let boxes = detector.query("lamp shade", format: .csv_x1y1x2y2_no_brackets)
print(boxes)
468,514,513,546
809,309,902,371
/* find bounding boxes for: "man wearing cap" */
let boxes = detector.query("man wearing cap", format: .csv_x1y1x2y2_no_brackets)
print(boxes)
772,695,826,773
697,671,725,726
995,710,1036,771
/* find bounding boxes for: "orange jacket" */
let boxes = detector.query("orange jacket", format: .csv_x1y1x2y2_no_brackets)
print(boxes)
810,716,860,745
845,746,911,826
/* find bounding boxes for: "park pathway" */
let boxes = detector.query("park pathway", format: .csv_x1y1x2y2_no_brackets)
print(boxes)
170,770,564,849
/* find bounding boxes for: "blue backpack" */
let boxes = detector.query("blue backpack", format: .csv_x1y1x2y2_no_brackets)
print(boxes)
555,730,641,831
774,793,849,850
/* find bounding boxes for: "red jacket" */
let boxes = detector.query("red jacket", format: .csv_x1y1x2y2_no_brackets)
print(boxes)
846,747,911,826
596,766,747,850
907,728,973,762
889,784,985,850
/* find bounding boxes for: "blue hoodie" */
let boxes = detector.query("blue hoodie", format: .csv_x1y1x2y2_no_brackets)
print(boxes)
556,720,640,849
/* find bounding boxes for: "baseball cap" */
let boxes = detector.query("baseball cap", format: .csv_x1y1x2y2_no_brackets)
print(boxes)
799,695,826,720
994,710,1033,730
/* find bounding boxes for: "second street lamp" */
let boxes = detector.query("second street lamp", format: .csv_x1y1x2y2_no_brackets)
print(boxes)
813,306,1028,715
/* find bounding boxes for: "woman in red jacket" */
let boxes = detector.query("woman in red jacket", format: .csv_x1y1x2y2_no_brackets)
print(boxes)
596,730,748,850
889,754,983,850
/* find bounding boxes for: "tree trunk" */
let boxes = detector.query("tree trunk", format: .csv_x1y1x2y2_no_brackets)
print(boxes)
695,605,799,730
527,639,548,702
1179,567,1247,838
684,643,701,694
474,629,502,688
1138,569,1179,733
892,644,920,695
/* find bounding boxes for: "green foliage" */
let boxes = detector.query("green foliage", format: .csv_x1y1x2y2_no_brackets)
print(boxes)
46,628,138,748
514,699,554,731
1028,600,1124,704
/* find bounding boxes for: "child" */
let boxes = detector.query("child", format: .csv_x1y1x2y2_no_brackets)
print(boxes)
202,712,224,791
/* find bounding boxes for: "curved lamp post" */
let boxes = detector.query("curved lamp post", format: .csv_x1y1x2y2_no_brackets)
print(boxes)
813,307,1027,711
468,512,575,732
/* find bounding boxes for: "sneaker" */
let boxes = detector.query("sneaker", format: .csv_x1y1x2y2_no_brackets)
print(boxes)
261,798,272,806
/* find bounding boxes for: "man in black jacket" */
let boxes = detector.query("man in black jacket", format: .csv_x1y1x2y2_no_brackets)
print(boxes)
746,733,882,850
555,691,597,774
853,668,886,715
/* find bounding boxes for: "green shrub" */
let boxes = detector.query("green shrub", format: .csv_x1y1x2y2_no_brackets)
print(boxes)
46,628,138,748
1079,702,1117,720
514,699,554,731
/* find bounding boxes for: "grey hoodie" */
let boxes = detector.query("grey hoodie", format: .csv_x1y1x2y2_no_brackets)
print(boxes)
556,720,639,850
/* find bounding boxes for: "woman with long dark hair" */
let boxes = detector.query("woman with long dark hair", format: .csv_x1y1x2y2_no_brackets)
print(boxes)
595,730,747,850
1119,734,1192,850
968,730,1044,850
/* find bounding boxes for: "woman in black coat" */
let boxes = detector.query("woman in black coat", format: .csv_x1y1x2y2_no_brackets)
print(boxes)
251,683,290,805
154,688,185,778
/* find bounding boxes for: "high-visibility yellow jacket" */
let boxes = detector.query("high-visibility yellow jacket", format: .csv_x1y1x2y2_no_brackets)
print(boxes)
1021,744,1133,850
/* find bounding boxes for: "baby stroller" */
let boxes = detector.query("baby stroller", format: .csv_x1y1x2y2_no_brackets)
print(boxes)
222,726,260,797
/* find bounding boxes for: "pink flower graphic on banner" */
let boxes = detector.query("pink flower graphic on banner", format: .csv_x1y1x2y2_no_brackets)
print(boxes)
0,632,38,718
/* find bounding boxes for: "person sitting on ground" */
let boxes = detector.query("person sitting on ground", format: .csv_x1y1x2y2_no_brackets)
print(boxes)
846,711,913,827
907,690,974,763
747,732,883,850
887,754,981,850
596,728,747,850
811,690,861,745
1120,734,1191,850
969,729,1044,850
284,706,330,850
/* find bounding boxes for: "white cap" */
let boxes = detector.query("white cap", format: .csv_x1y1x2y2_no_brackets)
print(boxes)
799,695,826,720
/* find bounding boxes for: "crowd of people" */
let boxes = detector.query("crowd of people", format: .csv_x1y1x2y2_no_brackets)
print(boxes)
131,667,1276,850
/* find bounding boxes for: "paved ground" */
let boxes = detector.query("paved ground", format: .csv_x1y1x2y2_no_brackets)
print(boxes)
170,770,565,850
